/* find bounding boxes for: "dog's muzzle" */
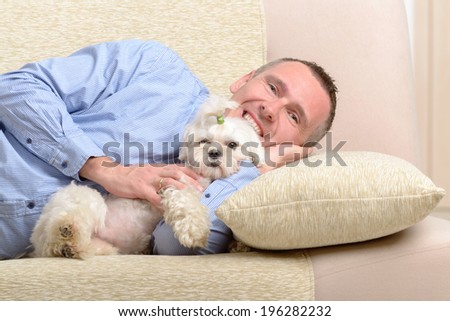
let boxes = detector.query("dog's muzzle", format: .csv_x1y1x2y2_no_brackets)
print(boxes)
208,150,222,159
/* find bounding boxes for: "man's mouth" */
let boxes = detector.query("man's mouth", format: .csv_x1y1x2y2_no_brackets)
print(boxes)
243,112,263,136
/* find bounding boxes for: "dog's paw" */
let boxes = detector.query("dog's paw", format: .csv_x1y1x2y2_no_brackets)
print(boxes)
56,224,84,258
59,224,74,238
169,209,210,248
176,224,210,249
50,217,95,259
55,223,85,259
162,187,211,249
61,245,76,258
31,182,108,258
170,204,211,249
228,240,253,253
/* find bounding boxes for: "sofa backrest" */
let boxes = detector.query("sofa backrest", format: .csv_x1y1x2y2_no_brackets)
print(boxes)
264,0,421,169
0,0,265,96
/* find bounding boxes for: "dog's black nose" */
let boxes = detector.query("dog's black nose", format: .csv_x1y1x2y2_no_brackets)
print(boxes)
208,150,222,159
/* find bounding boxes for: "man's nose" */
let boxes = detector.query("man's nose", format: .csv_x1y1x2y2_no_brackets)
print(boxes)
260,101,282,121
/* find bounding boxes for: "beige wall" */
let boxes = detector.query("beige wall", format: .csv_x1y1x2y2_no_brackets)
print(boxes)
414,0,450,209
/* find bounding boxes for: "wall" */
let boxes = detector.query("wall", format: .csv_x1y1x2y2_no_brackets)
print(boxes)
412,0,450,217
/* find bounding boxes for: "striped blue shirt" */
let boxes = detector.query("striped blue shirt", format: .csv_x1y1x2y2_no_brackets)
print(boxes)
0,40,259,259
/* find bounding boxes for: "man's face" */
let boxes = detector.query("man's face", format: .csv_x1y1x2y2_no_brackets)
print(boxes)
227,61,331,146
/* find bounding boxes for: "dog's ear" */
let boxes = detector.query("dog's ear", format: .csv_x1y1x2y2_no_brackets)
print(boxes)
239,140,265,167
249,147,265,167
178,146,187,162
180,121,197,162
224,99,239,111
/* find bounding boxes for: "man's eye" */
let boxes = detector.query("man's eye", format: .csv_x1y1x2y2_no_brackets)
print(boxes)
289,112,299,123
268,83,277,95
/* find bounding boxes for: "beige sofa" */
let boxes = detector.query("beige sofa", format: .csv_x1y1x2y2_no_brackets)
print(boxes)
1,0,449,300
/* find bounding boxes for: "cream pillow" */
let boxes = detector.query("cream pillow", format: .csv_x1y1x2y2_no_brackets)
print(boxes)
216,152,445,250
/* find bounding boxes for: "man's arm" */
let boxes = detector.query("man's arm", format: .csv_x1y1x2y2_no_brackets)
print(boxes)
0,40,169,179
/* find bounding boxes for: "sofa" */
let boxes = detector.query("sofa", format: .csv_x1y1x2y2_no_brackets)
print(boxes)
1,0,449,301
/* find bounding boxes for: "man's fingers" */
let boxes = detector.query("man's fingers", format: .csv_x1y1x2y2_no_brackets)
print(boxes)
264,143,314,167
154,165,204,192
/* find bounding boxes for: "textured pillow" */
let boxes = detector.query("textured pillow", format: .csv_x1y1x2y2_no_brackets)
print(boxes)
216,152,446,250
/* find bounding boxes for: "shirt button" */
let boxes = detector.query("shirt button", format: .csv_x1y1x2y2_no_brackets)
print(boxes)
61,161,68,168
26,138,32,144
205,193,211,198
27,201,35,209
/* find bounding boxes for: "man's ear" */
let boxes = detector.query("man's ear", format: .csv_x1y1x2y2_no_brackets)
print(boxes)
229,70,256,93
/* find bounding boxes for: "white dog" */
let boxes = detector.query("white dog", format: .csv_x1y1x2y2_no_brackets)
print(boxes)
30,95,264,259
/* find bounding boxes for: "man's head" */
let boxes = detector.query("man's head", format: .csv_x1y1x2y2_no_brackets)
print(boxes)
227,58,337,147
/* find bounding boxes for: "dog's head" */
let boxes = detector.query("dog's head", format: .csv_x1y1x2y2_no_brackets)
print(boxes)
179,95,264,180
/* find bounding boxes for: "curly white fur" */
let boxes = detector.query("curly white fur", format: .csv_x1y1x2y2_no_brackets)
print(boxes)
30,95,264,259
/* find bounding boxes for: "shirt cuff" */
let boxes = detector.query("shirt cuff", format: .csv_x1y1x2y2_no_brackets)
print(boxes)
51,133,105,180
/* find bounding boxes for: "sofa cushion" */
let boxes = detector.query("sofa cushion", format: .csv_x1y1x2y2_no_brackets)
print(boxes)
216,152,445,250
0,252,314,300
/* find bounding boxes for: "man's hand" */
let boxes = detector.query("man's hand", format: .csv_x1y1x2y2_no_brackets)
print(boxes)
79,157,204,208
258,143,313,174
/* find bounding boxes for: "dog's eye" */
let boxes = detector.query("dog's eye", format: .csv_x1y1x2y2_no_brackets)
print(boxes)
227,142,238,150
199,139,209,144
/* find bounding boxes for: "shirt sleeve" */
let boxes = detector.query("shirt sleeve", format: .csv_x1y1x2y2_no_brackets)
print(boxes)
151,162,261,255
0,40,171,179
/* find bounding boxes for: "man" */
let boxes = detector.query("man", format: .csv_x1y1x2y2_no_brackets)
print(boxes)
0,40,337,258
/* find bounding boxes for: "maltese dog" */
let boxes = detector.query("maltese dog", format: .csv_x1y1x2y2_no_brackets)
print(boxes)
30,95,264,258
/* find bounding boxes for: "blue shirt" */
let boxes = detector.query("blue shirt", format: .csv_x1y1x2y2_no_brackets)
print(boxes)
0,40,259,259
